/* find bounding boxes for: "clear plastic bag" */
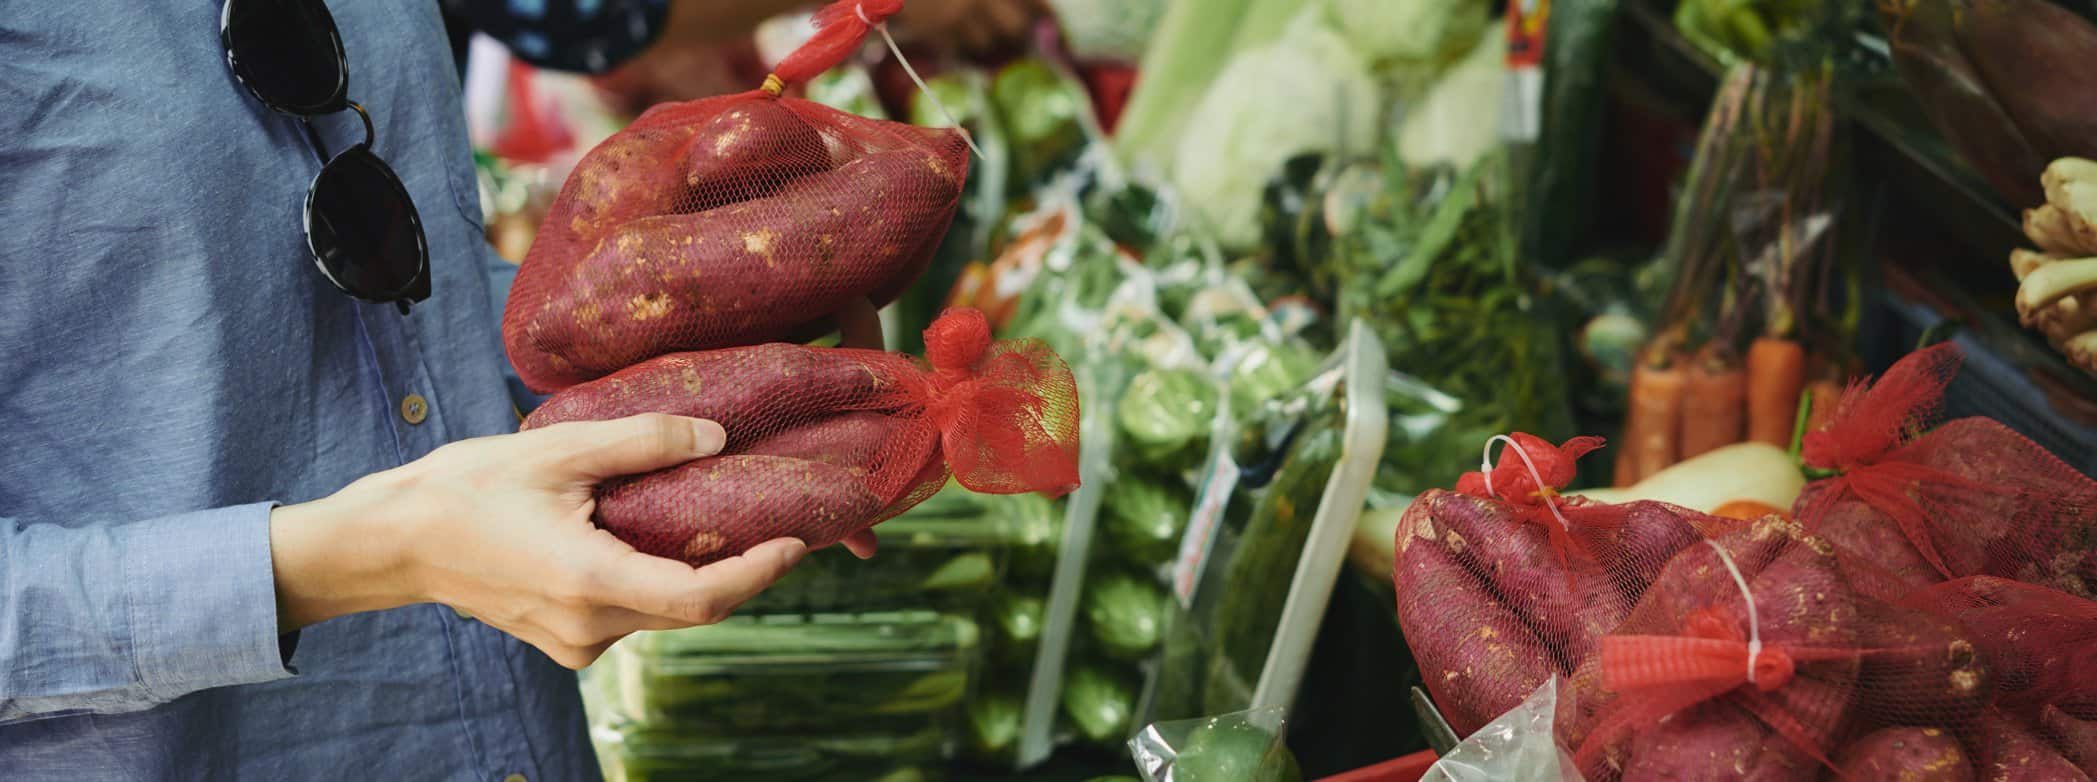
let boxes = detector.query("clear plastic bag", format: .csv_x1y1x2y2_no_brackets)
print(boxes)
1129,706,1302,782
1420,679,1583,782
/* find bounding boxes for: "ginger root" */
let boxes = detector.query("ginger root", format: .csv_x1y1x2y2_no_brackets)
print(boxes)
2012,158,2097,377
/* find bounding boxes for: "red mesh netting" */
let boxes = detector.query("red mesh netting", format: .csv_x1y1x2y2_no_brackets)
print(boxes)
1795,343,2097,603
501,1,969,393
1392,434,1732,737
1561,521,1866,781
1905,576,2097,774
523,308,1079,565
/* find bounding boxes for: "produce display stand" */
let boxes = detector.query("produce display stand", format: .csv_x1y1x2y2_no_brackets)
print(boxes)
1617,0,2097,475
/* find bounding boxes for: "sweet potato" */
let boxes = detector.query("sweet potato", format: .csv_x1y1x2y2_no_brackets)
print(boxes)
1427,492,1628,671
1837,727,1975,782
1392,497,1559,738
1578,499,1710,608
738,411,908,467
1811,417,2097,598
508,139,966,388
551,118,705,254
596,455,884,566
676,99,830,210
1620,701,1816,782
1852,605,1994,729
1808,489,1945,599
2040,706,2097,771
521,345,910,449
1967,713,2093,782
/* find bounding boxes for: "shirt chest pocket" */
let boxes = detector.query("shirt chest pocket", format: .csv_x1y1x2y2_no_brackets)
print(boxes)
332,0,487,234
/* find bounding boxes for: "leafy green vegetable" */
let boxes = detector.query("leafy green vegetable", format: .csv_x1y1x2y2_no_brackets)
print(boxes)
1083,569,1170,661
1336,153,1575,465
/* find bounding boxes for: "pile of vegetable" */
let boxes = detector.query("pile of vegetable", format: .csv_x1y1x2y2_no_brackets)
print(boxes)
944,155,1370,768
2013,157,2097,376
1615,63,1856,488
1393,342,2097,780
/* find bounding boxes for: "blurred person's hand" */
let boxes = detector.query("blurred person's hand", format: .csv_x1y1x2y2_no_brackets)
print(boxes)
897,0,1046,55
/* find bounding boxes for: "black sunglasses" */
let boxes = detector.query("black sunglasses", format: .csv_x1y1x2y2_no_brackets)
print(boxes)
220,0,431,313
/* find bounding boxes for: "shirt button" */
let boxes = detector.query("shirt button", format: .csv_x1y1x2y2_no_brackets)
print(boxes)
400,394,429,425
502,775,526,782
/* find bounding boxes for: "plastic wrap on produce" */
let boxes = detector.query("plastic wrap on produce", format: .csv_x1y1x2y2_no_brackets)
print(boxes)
1130,706,1302,782
1421,679,1582,782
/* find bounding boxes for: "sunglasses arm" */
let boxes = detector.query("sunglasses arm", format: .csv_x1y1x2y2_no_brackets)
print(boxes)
296,119,330,167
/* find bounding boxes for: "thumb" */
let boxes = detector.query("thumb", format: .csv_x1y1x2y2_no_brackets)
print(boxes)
530,414,728,481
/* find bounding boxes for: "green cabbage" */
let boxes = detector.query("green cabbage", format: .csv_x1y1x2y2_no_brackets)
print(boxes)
1171,11,1381,248
1397,24,1507,171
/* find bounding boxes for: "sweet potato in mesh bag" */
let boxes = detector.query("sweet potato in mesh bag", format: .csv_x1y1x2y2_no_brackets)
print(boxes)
1794,343,2097,602
525,309,1079,565
1392,434,1721,737
1904,576,2097,776
1561,519,1865,782
502,0,970,392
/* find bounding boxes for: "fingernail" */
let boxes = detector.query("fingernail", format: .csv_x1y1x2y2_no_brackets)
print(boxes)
777,539,808,568
691,419,727,454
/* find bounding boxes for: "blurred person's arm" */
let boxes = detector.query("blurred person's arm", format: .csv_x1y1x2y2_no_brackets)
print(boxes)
448,0,1045,76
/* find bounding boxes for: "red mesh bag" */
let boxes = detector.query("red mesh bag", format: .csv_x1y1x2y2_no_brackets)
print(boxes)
501,0,971,393
1905,576,2097,774
522,308,1079,565
1392,433,1729,736
1794,343,2097,602
1560,520,1866,781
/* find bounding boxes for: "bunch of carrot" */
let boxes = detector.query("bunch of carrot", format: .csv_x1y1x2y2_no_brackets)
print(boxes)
1616,64,1856,487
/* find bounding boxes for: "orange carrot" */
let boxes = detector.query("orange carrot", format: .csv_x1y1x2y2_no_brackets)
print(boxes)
1745,337,1807,447
1804,378,1844,434
1623,361,1688,485
1679,352,1747,459
1712,499,1788,521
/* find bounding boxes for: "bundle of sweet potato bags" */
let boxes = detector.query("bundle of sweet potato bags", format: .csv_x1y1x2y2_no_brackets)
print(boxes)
499,20,1080,567
1395,344,2097,781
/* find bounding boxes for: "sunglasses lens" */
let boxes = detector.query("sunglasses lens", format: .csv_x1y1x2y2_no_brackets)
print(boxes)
306,147,427,302
223,0,346,114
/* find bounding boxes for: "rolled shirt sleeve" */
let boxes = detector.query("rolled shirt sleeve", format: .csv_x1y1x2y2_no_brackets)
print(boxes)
2,502,294,724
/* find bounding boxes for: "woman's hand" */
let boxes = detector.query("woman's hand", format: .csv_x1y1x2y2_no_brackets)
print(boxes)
269,414,809,669
267,298,893,668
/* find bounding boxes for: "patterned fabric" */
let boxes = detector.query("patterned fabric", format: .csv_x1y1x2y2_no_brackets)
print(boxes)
444,0,670,74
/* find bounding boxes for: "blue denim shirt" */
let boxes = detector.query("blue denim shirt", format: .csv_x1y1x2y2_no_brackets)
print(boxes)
0,2,599,778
